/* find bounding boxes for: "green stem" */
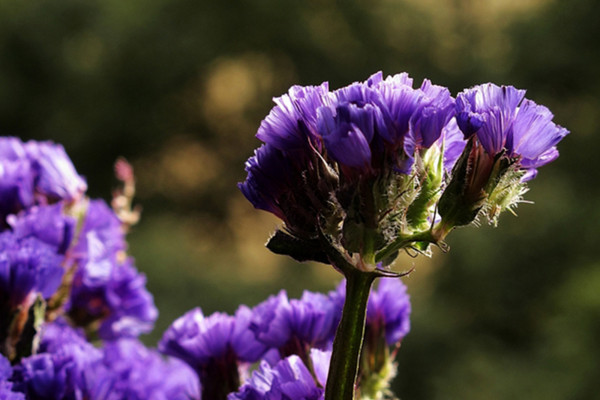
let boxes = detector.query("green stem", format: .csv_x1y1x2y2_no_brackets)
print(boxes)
375,230,436,263
325,268,376,400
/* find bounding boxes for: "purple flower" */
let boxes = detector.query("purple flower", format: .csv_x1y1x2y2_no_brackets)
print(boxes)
455,83,569,180
0,232,64,311
85,339,200,400
318,101,377,170
330,278,411,346
250,290,338,360
228,351,329,400
25,140,87,203
160,306,266,399
256,83,331,151
68,257,158,340
14,322,101,399
7,203,76,255
367,278,411,345
238,144,298,221
67,200,157,339
0,354,11,381
0,354,24,400
160,307,265,367
38,319,87,355
239,71,459,259
70,200,126,263
0,137,86,220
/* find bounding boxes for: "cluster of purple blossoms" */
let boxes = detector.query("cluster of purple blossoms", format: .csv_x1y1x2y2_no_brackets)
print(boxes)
0,138,157,349
239,73,568,269
10,319,199,399
0,137,170,399
160,277,411,400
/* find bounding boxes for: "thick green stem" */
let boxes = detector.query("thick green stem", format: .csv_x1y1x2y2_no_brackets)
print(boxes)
325,268,376,400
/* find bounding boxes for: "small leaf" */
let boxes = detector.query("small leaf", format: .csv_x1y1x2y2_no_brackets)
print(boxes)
266,230,329,264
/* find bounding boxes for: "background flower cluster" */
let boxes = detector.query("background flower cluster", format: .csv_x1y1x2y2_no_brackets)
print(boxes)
0,136,412,399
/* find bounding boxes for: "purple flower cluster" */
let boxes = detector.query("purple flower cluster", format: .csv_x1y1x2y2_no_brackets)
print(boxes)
0,136,159,400
67,200,157,339
0,137,157,352
239,73,461,236
9,320,199,399
239,73,569,266
160,278,411,400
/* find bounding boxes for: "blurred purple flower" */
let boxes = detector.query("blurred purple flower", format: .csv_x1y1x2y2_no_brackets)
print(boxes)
366,278,411,345
250,290,338,360
0,232,64,311
228,350,329,400
159,306,266,399
85,339,200,400
67,200,157,339
70,200,126,263
68,257,157,340
1,354,25,400
14,321,101,399
7,203,76,255
0,137,86,220
331,277,411,346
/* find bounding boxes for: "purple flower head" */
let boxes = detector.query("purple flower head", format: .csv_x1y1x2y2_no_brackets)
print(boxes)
331,277,411,346
84,339,200,400
318,100,377,170
238,144,297,221
256,83,331,151
38,318,88,355
68,256,158,340
0,137,86,220
455,84,569,179
15,353,85,399
71,199,126,263
371,73,421,146
160,307,265,369
240,72,474,269
25,140,87,203
0,232,64,310
66,199,156,339
228,352,329,400
160,306,266,399
250,290,338,360
391,80,455,173
0,354,24,400
7,203,76,255
14,322,101,400
367,278,411,345
0,355,11,382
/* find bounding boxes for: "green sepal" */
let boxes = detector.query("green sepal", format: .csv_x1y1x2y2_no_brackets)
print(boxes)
438,138,481,226
266,229,329,264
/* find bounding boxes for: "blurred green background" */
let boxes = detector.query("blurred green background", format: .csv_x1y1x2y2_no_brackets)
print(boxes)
1,0,598,398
